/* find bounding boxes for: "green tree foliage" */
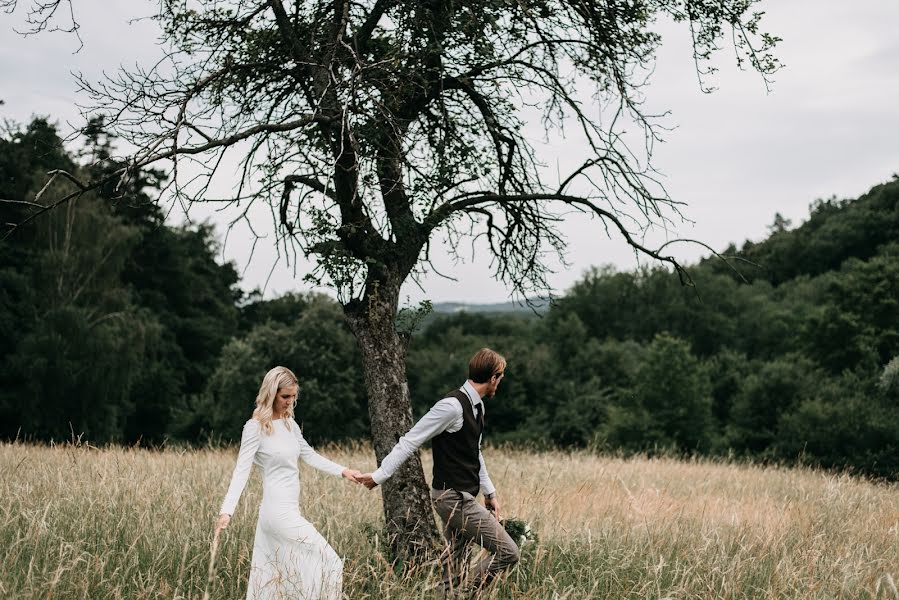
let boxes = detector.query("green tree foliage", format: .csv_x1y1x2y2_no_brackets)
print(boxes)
725,354,821,455
237,292,310,333
2,114,897,479
704,349,751,431
803,255,899,374
200,295,368,444
775,372,899,478
79,119,242,440
0,118,241,443
712,182,899,284
402,178,899,477
603,334,713,453
880,356,899,398
0,121,158,441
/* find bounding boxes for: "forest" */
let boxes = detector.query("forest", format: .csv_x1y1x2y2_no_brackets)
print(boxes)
2,117,897,478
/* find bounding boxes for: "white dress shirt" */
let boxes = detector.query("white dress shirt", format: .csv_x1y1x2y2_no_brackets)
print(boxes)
371,381,496,496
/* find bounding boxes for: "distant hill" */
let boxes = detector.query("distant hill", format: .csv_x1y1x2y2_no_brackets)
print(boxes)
431,297,550,315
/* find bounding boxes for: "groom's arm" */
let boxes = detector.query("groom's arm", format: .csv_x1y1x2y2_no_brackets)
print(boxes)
480,438,500,519
366,398,463,487
478,450,496,498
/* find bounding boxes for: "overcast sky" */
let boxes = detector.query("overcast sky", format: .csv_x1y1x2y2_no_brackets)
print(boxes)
2,1,898,304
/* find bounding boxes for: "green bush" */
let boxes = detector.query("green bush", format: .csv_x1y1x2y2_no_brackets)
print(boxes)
603,334,713,453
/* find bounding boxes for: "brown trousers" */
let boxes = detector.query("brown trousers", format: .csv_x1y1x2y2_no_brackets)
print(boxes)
430,488,520,598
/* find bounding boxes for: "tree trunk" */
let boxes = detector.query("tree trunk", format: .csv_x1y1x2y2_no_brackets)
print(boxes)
343,279,440,563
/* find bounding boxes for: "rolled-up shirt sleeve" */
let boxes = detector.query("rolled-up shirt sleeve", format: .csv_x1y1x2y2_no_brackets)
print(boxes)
292,419,346,477
478,449,496,497
219,419,261,516
372,398,462,485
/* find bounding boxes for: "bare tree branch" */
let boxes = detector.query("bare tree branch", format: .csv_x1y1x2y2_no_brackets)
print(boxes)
1,0,82,50
432,191,693,288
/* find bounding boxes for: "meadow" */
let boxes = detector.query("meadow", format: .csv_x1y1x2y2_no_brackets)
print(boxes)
1,441,896,599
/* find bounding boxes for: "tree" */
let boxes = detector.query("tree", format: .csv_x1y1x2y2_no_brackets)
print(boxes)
0,0,83,49
719,181,899,285
604,333,713,452
205,295,368,443
772,369,899,478
0,120,163,442
6,0,780,558
767,212,792,234
803,256,899,374
725,354,820,455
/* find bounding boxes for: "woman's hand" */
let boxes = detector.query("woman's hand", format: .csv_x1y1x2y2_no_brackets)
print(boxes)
342,468,362,484
214,513,231,535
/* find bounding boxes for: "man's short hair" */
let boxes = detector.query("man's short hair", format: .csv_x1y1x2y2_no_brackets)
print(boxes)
468,348,507,384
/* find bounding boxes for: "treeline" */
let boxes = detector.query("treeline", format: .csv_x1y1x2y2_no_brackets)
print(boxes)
407,184,899,478
0,118,367,445
1,117,897,478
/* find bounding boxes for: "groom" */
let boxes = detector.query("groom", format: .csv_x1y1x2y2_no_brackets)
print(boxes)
358,348,520,598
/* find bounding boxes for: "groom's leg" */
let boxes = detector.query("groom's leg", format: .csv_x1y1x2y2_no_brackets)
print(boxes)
463,503,520,592
431,489,474,597
432,490,520,595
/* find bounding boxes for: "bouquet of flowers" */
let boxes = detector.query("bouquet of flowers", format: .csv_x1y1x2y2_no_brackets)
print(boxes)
501,518,538,547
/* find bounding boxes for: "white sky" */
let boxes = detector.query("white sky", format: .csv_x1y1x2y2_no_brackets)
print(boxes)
2,1,898,304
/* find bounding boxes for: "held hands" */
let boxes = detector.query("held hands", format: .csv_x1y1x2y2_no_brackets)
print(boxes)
357,473,379,490
342,469,379,490
342,468,363,484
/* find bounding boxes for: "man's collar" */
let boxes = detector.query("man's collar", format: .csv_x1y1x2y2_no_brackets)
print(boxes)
462,380,482,405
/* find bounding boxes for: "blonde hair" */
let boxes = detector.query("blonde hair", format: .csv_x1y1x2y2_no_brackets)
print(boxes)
468,348,506,383
252,366,298,435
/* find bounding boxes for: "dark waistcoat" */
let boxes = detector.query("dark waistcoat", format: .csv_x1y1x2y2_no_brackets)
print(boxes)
431,389,484,496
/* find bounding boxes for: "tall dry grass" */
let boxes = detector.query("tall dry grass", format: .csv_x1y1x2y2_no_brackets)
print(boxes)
1,441,896,599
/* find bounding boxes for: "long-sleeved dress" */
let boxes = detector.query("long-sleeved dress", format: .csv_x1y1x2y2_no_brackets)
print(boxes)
220,417,345,600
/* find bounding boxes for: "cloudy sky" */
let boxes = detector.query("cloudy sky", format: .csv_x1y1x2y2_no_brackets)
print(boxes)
2,1,898,304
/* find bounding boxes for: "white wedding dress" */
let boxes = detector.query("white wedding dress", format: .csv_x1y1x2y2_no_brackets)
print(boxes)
220,418,345,600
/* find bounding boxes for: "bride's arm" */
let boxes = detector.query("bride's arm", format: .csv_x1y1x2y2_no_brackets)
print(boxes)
291,420,347,477
219,419,262,517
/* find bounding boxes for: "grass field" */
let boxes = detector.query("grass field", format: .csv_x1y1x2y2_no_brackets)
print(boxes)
1,441,897,599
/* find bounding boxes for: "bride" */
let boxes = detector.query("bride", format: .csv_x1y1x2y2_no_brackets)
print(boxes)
214,366,361,599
